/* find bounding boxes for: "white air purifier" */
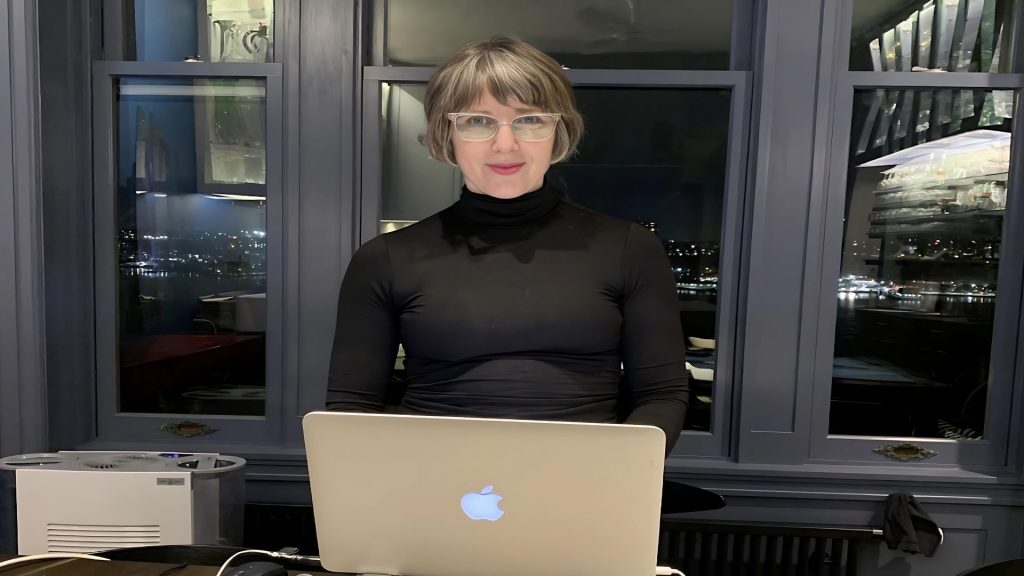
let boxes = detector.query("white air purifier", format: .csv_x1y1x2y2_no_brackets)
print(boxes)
0,450,245,555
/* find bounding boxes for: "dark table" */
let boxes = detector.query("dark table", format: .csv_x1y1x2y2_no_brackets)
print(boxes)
0,555,331,575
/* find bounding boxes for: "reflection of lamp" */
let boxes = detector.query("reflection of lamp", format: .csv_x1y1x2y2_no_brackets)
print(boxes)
198,291,266,332
380,220,417,234
859,129,1010,167
134,106,168,193
862,129,1010,212
205,193,266,201
235,293,266,332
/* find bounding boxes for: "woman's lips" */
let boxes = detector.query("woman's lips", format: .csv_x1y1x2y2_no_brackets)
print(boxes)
487,163,524,175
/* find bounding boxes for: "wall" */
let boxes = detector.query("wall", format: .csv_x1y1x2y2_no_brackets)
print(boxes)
0,0,47,458
0,0,47,554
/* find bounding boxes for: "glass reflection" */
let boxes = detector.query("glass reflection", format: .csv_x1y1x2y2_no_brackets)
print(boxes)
117,78,268,415
830,88,1015,438
851,0,1014,73
122,0,274,62
379,84,731,431
387,0,735,70
554,88,729,432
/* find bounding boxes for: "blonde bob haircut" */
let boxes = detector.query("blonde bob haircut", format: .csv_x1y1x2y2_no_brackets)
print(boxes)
423,36,584,165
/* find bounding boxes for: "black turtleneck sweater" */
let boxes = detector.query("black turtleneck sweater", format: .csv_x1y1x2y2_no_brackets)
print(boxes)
326,180,689,452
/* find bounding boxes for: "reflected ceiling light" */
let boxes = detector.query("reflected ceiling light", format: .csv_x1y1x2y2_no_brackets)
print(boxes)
119,85,266,97
860,129,1011,167
205,194,267,201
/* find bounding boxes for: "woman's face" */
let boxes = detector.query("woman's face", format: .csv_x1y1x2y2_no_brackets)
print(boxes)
450,89,555,199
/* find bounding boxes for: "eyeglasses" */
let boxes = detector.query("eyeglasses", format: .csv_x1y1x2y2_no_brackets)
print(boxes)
447,113,561,141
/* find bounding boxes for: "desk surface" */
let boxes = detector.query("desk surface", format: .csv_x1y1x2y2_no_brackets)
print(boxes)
0,556,334,575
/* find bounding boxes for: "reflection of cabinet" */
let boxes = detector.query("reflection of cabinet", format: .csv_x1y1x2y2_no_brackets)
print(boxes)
833,138,1009,436
866,170,1006,291
851,308,990,385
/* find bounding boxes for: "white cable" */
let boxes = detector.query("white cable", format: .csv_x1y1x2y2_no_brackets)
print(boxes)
0,552,109,571
655,566,686,576
214,549,277,576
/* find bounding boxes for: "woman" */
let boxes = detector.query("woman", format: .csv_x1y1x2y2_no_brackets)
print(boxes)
327,37,689,452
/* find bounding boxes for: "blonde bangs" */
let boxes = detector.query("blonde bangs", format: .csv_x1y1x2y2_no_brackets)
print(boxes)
480,53,550,111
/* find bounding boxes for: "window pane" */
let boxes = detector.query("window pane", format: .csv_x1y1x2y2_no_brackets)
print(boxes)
553,88,729,432
380,84,461,230
851,0,1015,72
116,78,268,415
831,88,1015,438
387,0,735,70
378,84,731,432
120,0,275,62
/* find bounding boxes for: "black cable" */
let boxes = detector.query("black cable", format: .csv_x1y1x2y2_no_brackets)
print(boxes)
157,563,188,576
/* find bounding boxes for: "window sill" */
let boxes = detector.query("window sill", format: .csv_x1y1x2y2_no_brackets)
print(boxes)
665,458,1024,507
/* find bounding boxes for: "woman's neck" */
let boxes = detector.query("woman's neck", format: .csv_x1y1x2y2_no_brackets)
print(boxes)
455,178,561,227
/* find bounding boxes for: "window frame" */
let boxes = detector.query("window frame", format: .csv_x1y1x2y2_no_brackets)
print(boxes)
91,60,286,443
804,0,1024,468
359,66,752,459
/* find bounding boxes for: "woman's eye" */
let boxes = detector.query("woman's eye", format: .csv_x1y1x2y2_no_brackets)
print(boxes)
466,116,492,126
517,115,542,125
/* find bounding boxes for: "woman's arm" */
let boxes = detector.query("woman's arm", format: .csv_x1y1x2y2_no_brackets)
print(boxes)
326,236,399,412
619,224,690,453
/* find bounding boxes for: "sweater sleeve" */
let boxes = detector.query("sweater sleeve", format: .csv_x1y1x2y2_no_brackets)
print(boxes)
326,235,399,412
619,224,690,453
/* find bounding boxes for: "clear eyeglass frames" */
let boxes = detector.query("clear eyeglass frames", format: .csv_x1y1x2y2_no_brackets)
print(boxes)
447,113,561,141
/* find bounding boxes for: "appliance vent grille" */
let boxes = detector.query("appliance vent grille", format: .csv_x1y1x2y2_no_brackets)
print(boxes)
120,454,162,462
46,523,161,553
81,453,165,470
83,462,120,470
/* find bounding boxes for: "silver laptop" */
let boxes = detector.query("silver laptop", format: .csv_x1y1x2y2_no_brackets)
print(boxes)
302,412,666,576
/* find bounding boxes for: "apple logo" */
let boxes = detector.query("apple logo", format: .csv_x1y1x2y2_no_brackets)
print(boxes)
460,485,504,521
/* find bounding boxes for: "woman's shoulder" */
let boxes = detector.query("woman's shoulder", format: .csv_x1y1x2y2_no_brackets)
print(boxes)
554,200,649,240
557,199,623,224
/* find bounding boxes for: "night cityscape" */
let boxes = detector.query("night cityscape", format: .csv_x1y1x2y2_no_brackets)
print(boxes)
117,225,719,296
118,227,267,278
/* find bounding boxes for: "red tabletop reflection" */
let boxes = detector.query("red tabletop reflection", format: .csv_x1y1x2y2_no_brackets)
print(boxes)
119,334,265,414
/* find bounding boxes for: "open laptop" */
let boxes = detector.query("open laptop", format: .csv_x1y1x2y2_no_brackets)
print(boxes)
302,411,666,576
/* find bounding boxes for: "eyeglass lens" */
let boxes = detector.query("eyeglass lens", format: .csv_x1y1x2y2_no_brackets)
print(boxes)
453,114,558,141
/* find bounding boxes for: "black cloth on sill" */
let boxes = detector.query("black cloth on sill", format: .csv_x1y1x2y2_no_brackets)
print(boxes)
883,491,943,557
326,178,689,453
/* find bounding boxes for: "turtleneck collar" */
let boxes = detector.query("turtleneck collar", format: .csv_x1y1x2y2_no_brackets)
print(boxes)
454,177,561,228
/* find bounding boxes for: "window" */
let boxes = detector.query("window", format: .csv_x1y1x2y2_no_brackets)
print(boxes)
375,84,735,437
552,87,732,434
114,78,269,416
850,0,1016,73
364,1,752,455
807,0,1024,466
93,63,284,442
831,88,1013,440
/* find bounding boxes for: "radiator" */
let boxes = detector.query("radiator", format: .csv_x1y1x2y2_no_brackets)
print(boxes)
659,519,882,576
243,503,319,553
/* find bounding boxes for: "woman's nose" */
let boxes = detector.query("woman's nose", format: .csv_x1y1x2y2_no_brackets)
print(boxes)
490,124,519,152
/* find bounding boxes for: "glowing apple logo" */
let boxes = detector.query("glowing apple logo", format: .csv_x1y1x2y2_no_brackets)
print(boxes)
460,485,504,521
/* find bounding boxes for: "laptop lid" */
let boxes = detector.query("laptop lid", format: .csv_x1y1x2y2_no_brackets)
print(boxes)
302,412,666,576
